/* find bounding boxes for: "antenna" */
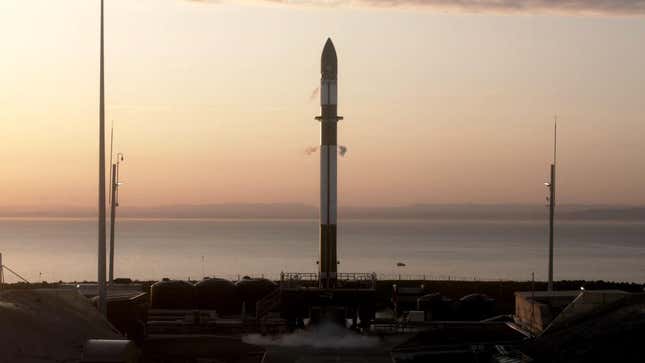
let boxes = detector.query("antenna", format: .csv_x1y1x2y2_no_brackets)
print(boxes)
546,115,557,292
553,115,557,165
108,122,114,206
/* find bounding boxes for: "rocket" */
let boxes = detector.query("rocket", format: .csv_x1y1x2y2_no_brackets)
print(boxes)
316,38,343,288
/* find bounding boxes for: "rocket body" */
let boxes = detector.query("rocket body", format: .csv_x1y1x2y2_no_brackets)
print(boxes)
317,39,342,288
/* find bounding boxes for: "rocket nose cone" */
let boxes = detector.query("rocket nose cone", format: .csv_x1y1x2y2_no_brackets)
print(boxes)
321,38,337,79
323,38,335,54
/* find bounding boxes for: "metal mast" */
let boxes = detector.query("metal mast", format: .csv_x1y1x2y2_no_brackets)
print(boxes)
109,153,123,284
0,253,4,286
97,0,108,314
547,117,557,292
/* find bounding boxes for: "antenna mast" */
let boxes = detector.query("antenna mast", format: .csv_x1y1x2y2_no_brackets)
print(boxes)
547,115,557,292
554,116,558,165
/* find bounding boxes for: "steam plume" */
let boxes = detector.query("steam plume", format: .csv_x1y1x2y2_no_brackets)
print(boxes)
310,87,320,102
243,322,379,348
305,146,319,155
304,145,348,156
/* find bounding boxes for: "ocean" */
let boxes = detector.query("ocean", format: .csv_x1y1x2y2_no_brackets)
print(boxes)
0,218,643,283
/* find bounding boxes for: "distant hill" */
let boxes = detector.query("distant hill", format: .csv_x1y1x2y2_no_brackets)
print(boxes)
1,203,643,221
563,207,645,221
122,203,317,219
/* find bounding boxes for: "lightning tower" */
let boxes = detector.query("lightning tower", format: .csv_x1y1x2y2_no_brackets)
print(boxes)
97,0,107,314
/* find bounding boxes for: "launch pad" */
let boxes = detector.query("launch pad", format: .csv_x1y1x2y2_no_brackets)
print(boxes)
257,38,378,329
269,272,378,328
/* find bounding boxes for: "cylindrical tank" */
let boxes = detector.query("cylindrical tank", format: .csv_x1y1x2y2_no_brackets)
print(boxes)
454,293,496,321
150,279,195,309
417,293,453,321
234,277,278,315
195,277,239,315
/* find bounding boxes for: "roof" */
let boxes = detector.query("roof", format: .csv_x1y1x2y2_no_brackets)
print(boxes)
515,290,627,298
393,322,527,352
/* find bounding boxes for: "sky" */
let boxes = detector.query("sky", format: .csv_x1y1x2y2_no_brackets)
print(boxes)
0,0,644,208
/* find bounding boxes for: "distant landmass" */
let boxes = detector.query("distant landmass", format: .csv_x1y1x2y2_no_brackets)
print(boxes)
1,203,644,221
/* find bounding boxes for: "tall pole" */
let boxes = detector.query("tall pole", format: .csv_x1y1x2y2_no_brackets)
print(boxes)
316,38,343,289
97,0,108,315
548,164,555,291
109,163,117,284
547,119,557,292
108,124,114,207
0,253,4,286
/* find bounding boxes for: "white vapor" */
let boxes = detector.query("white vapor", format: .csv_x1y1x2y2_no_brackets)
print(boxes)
187,0,645,16
305,146,319,155
310,87,320,102
242,322,379,348
304,145,348,156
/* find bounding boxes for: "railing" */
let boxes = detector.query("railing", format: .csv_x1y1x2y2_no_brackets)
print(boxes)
210,273,515,283
281,272,318,282
255,288,282,319
376,273,515,282
280,272,377,289
338,272,377,282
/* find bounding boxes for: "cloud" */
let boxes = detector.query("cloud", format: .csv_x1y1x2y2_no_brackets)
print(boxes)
186,0,645,16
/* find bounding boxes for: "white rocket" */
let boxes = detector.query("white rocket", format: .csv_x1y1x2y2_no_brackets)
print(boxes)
316,39,343,288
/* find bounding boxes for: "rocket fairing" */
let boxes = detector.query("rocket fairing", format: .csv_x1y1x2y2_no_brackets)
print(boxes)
316,38,343,288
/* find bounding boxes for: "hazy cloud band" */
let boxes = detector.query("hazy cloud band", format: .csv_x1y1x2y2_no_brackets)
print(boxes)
188,0,645,16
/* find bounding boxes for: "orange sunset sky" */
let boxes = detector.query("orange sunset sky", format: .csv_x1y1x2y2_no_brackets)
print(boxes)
1,0,644,208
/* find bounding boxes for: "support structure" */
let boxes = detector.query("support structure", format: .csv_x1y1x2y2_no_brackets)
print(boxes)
0,253,4,286
97,0,108,315
316,39,343,289
109,154,124,284
0,254,30,284
546,120,557,292
548,164,555,291
109,164,117,284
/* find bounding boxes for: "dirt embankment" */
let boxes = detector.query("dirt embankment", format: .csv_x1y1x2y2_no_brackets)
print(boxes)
0,288,121,363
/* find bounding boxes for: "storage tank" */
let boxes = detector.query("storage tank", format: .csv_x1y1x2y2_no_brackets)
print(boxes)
417,293,453,321
454,293,496,321
234,277,278,315
150,279,195,309
195,277,239,315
